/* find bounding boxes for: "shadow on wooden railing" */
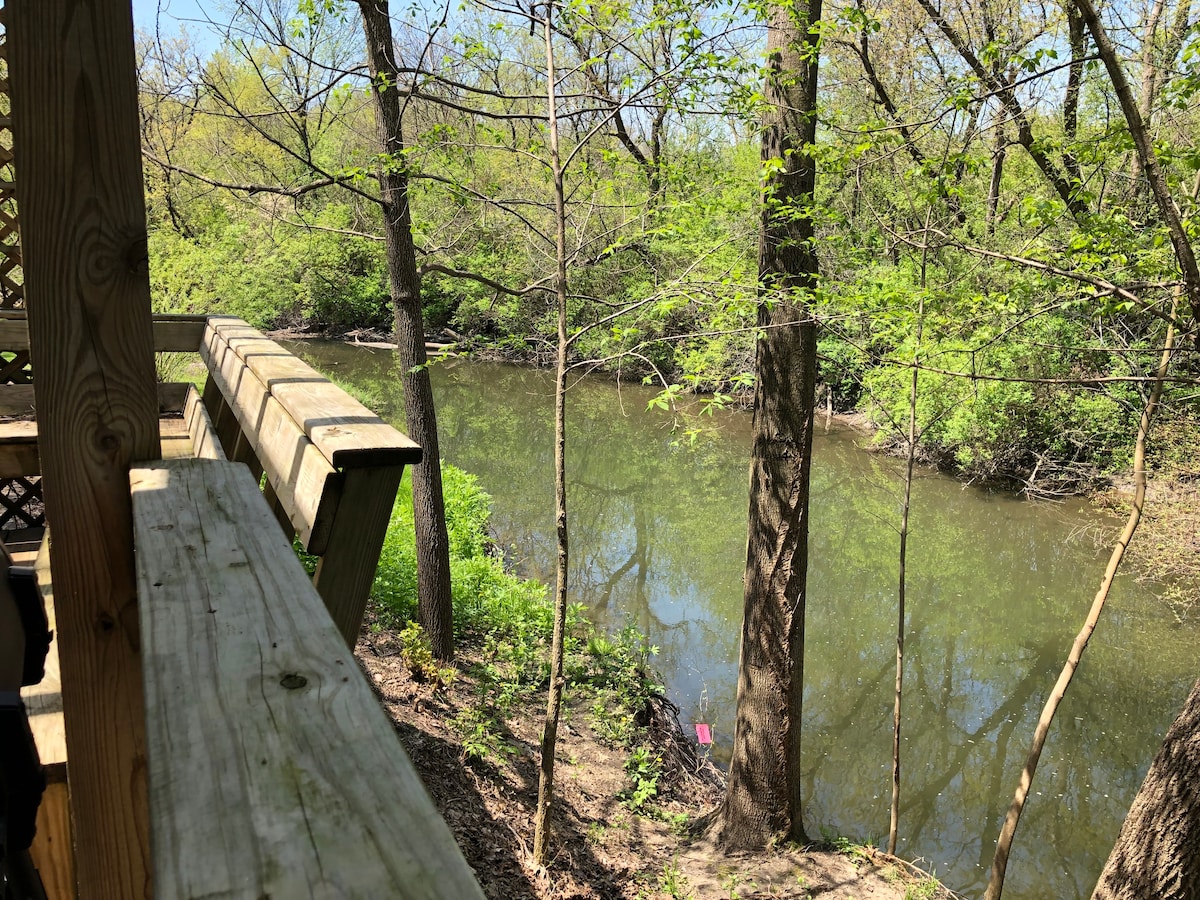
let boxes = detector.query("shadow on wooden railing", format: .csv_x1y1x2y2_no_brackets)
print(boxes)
0,312,484,899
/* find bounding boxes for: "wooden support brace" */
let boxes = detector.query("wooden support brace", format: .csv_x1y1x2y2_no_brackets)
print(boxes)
313,465,405,647
10,2,162,895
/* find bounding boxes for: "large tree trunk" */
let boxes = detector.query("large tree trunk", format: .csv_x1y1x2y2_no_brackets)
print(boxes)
709,0,821,851
357,0,455,659
1092,676,1200,900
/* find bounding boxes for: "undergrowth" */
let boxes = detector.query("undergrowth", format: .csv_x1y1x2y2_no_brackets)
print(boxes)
369,463,668,801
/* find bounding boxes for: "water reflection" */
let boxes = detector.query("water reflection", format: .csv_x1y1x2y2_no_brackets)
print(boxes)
293,342,1197,900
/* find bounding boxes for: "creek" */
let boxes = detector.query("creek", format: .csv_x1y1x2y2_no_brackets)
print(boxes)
294,341,1197,900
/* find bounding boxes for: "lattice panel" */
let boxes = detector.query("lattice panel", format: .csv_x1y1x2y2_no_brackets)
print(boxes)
0,476,42,530
0,2,41,530
0,5,19,310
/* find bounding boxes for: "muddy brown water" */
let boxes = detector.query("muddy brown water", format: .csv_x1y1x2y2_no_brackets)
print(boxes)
294,341,1197,899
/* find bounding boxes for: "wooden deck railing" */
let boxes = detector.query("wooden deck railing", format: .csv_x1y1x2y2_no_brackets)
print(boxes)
0,312,484,898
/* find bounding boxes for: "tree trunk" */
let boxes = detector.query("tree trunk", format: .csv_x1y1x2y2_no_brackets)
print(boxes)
1092,675,1200,900
532,2,571,864
709,0,821,851
1073,0,1200,326
357,0,454,659
1063,4,1086,187
987,122,1006,235
889,291,923,856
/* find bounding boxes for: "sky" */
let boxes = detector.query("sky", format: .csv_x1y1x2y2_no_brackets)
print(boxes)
130,0,221,50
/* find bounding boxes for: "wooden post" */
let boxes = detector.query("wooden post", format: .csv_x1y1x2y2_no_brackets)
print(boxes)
9,1,161,896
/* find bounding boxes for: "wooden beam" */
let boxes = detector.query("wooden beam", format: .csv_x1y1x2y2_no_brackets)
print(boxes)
208,318,422,469
147,314,207,352
0,418,39,477
131,459,485,900
200,325,341,553
0,311,206,352
0,386,219,476
182,384,225,461
0,382,34,416
0,381,197,421
314,465,404,646
9,1,161,895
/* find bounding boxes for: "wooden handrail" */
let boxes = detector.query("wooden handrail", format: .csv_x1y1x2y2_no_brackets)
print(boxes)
132,458,484,899
205,317,421,469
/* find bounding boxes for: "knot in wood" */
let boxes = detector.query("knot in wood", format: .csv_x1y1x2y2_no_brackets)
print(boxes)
279,673,308,690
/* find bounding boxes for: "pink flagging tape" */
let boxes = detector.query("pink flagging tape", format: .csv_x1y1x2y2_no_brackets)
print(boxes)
695,723,712,745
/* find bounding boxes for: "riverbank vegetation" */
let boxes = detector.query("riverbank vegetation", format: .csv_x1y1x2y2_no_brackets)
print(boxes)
134,0,1200,894
138,0,1200,497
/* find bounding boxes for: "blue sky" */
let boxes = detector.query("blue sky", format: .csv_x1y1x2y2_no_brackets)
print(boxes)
131,0,220,44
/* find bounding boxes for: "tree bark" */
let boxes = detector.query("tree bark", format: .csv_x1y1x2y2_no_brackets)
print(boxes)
356,0,455,659
1064,4,1086,187
1093,675,1200,900
709,0,820,851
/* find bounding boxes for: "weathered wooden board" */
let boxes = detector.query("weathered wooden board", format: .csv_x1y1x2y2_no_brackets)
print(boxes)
0,419,39,477
208,318,421,469
20,533,67,780
200,325,339,553
10,2,161,892
0,311,205,353
31,782,75,900
0,383,35,416
0,395,223,473
148,315,207,353
131,459,484,900
158,419,194,461
182,384,224,461
156,382,190,415
0,381,197,425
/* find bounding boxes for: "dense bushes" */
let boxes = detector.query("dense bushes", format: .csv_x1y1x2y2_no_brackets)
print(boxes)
371,464,548,641
149,204,390,333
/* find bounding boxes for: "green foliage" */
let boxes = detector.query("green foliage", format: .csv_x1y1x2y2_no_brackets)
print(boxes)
450,706,516,764
397,621,455,686
580,627,663,746
372,464,547,640
149,205,389,332
655,857,691,899
816,263,1143,489
621,745,662,809
141,0,1200,498
905,877,941,900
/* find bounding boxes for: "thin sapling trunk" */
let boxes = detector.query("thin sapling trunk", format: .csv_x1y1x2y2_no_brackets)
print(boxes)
889,292,923,856
533,2,571,864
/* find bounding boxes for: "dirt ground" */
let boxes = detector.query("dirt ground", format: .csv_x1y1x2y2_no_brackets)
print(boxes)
356,624,955,900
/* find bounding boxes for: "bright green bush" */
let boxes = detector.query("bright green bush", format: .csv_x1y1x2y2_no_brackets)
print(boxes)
148,204,389,332
371,464,548,641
